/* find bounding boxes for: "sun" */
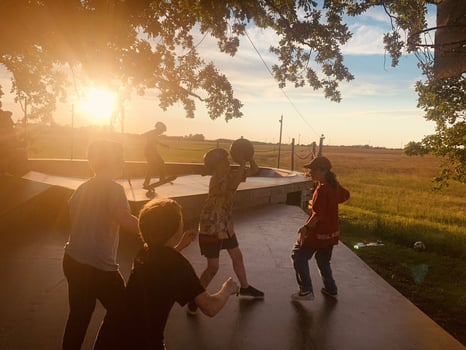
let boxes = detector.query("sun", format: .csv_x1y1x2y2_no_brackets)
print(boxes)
78,87,117,124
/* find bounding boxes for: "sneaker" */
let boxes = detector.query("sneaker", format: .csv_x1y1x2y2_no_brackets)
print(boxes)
239,285,264,298
291,291,315,301
321,288,338,299
186,301,198,315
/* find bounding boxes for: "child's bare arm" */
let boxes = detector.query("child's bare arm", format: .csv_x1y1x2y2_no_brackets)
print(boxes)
114,208,139,234
174,229,197,251
245,158,259,177
194,277,239,317
228,162,247,189
229,158,258,190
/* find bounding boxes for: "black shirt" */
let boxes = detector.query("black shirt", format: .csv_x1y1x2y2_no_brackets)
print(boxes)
124,246,204,349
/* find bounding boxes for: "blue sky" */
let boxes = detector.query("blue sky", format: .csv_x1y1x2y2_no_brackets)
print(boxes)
0,5,437,148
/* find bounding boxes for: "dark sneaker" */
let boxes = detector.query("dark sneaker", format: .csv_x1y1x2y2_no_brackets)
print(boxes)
321,288,338,299
186,301,198,315
291,291,315,301
239,285,264,298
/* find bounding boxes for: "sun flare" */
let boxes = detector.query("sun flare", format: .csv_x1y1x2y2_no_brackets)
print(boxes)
78,87,117,124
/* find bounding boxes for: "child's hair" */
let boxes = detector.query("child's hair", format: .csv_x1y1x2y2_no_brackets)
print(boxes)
138,198,182,246
154,121,167,132
324,170,339,188
203,148,228,173
87,140,123,173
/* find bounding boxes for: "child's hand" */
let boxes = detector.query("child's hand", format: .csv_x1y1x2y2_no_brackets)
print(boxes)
297,226,310,245
175,229,198,251
183,229,198,242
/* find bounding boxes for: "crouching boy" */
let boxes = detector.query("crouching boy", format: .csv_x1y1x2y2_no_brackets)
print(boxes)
124,198,238,350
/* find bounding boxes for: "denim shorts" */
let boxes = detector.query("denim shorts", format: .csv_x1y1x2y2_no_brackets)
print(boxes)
199,234,239,259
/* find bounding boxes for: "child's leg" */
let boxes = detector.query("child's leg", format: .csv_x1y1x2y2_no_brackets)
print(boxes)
199,258,220,288
226,247,248,288
93,270,126,350
315,246,337,294
62,255,97,350
143,161,154,186
291,243,314,293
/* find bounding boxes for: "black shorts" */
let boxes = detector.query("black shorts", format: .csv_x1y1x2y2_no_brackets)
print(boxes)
199,234,239,259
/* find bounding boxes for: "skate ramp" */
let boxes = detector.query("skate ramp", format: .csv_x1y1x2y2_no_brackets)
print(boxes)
0,175,52,218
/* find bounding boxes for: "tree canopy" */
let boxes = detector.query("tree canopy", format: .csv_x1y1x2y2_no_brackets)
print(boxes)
0,0,464,183
0,0,428,120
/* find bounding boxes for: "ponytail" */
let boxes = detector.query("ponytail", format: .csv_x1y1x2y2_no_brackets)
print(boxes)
325,170,338,188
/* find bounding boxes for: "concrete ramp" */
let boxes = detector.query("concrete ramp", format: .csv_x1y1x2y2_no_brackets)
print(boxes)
0,204,463,349
0,175,52,218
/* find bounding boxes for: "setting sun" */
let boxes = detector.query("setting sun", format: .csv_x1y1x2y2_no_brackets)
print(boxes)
78,87,117,124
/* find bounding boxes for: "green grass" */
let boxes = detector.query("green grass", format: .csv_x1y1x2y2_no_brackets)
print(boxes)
334,156,466,345
23,125,466,344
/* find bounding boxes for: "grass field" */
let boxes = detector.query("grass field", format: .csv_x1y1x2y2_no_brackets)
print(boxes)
24,125,466,345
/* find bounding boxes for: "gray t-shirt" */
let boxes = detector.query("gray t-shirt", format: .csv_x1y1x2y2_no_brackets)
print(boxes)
65,177,130,271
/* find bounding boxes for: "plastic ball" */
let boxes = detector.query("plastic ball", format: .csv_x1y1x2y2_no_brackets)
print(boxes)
413,241,426,251
230,138,254,163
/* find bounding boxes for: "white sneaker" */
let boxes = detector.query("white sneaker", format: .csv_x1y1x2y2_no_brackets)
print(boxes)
291,291,315,301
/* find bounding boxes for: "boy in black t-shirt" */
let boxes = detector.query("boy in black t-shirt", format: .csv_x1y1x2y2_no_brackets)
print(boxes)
124,198,238,350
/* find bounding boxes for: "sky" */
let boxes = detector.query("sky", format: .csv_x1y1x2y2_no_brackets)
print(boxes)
0,5,437,149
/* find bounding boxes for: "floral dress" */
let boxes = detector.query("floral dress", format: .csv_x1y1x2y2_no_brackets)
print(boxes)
199,172,237,239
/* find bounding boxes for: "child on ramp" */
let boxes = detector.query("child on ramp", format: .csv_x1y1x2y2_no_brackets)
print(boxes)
187,148,264,315
291,156,350,301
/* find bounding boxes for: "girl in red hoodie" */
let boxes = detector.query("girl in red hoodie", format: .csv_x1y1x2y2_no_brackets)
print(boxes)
291,156,350,301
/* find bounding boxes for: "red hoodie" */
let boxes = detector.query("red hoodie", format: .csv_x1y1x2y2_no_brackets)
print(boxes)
302,183,350,249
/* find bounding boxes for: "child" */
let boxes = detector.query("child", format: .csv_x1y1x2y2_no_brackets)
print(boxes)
63,140,140,350
124,198,238,349
291,156,350,301
142,121,169,189
188,148,264,314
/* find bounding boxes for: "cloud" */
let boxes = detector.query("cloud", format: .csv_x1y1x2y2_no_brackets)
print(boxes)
343,24,386,55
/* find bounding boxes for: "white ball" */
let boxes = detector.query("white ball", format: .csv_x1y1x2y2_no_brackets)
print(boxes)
413,241,426,251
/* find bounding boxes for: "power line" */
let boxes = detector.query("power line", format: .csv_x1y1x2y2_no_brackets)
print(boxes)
244,29,321,138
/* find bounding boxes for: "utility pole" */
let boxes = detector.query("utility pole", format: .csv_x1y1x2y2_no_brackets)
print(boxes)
318,134,325,156
277,114,283,168
291,138,295,171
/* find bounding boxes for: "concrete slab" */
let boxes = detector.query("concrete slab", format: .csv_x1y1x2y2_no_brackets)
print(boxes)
0,204,463,349
0,175,51,217
21,171,311,204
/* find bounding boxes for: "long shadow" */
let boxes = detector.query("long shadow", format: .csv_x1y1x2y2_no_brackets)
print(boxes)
289,297,337,350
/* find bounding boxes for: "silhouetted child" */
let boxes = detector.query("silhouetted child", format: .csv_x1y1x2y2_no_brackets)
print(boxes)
124,198,238,349
187,148,264,315
63,140,140,350
291,156,350,301
142,121,168,188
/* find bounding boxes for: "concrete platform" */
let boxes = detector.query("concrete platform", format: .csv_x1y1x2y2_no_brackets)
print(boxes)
20,170,313,223
0,204,463,350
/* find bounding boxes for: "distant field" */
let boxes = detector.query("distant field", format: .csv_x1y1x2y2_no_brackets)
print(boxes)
24,125,466,345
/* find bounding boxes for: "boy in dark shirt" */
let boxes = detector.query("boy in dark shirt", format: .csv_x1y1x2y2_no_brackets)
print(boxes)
124,198,238,349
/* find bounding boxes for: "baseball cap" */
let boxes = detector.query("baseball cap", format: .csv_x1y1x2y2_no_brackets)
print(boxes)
303,156,332,170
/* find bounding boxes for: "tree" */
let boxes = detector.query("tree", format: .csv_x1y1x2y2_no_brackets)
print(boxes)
404,74,465,187
0,0,410,121
0,1,463,182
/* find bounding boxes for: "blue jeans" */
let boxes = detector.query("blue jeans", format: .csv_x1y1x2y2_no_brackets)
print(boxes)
291,242,337,294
